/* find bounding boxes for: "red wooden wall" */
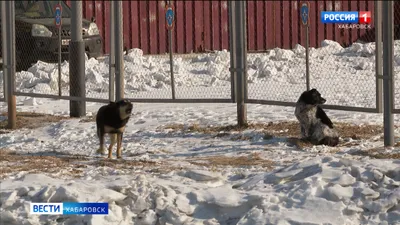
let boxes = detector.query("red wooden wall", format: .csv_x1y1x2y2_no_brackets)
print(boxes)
65,0,399,55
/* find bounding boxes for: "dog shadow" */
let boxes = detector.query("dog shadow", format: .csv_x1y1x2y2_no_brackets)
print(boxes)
169,144,262,158
124,129,304,159
17,150,89,159
126,130,214,140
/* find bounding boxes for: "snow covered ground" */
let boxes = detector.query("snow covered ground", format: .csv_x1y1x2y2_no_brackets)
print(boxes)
0,39,400,225
1,39,400,107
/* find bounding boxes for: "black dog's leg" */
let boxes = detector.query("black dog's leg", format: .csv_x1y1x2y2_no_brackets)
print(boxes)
316,106,334,128
108,134,117,159
97,127,107,155
300,126,306,138
116,132,123,159
318,137,339,147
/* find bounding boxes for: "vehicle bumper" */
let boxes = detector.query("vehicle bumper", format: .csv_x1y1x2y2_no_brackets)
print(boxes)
31,35,103,62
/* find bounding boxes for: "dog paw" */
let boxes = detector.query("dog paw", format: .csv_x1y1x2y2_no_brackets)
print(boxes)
96,148,107,155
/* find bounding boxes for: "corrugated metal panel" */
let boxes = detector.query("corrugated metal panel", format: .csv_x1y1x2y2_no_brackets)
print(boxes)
308,1,317,47
148,1,158,54
122,1,131,52
65,1,396,55
139,1,149,54
282,1,290,49
316,1,325,47
325,1,334,43
275,1,282,48
358,1,367,40
211,1,220,50
255,1,264,50
298,1,306,48
291,1,300,49
350,1,358,45
247,1,255,51
184,1,193,53
220,1,229,50
158,1,167,53
130,1,140,50
265,1,274,49
194,1,203,52
340,0,350,46
202,1,211,51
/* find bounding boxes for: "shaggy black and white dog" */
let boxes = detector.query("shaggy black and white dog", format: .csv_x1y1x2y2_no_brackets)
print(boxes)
96,99,133,159
294,88,339,147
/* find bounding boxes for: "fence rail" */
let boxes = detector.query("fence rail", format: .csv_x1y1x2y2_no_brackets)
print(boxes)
1,1,399,145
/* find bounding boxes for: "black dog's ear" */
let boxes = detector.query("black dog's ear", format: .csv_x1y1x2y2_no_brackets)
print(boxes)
316,106,334,128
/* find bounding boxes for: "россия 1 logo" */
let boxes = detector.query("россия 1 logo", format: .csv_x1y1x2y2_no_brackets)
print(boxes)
321,11,372,29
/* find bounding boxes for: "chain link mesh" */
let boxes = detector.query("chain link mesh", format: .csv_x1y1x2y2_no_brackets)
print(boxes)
123,1,231,100
14,1,63,96
173,51,232,99
0,69,3,100
11,1,107,101
245,1,307,103
246,1,379,109
123,52,173,100
310,1,376,109
394,2,400,112
5,1,398,109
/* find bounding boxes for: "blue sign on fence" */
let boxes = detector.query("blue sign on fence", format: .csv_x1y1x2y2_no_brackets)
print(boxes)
165,4,175,30
301,2,309,26
55,4,62,28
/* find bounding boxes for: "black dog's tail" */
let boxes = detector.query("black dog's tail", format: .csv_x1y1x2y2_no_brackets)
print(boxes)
319,136,339,147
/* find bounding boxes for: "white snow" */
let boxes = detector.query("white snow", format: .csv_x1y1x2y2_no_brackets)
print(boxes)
0,39,400,225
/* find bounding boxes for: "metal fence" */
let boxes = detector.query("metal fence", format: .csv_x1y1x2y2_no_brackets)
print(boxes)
1,1,398,116
394,5,400,114
2,1,109,105
122,1,233,103
0,66,3,101
245,1,383,114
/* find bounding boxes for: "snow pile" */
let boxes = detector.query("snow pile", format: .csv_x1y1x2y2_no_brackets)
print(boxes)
7,40,399,98
0,94,399,224
236,156,400,225
13,56,110,95
1,155,400,225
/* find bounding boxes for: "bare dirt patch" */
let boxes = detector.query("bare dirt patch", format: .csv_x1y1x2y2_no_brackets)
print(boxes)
159,121,383,140
158,121,384,150
0,112,69,131
0,149,89,179
187,152,275,170
0,149,182,179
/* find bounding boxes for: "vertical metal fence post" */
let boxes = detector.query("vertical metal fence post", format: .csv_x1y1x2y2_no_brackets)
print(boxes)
115,1,124,101
58,0,62,97
305,25,310,91
69,1,86,117
1,1,8,102
4,1,16,129
166,0,176,100
382,1,394,147
228,1,236,103
375,1,383,113
235,1,247,127
109,1,115,102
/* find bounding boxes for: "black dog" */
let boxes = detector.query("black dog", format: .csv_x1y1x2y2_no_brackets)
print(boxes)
294,88,339,147
96,99,133,159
